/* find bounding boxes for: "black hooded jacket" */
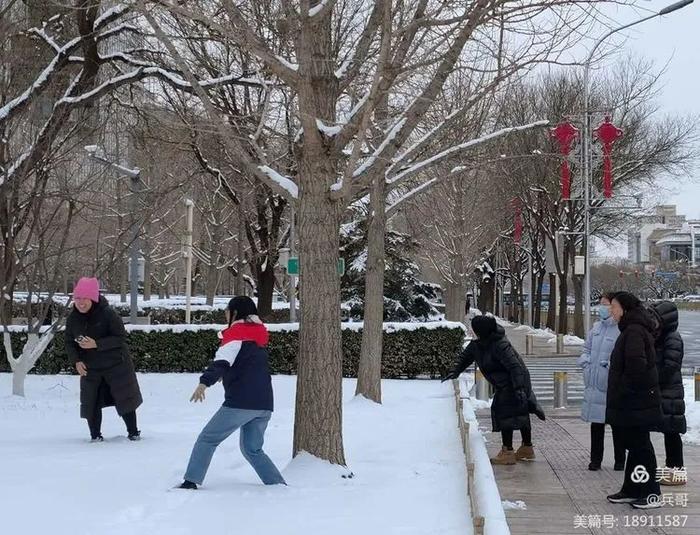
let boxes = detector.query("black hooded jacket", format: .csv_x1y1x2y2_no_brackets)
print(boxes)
606,306,662,429
651,301,687,434
451,325,544,432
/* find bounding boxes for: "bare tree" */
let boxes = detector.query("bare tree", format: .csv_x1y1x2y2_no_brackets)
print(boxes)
136,0,655,464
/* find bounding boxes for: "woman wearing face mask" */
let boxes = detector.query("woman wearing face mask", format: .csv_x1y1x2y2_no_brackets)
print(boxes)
578,293,625,471
606,292,663,510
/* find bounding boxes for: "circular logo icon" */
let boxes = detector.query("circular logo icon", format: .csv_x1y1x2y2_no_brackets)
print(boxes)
630,465,650,483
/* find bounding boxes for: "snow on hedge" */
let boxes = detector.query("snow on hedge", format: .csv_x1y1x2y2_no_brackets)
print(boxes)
3,320,467,335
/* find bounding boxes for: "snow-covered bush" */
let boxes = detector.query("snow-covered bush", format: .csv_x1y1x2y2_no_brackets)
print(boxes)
341,220,439,321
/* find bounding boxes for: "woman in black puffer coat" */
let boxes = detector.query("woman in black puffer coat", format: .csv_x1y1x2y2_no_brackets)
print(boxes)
65,277,143,442
606,292,663,510
650,301,686,483
444,315,545,466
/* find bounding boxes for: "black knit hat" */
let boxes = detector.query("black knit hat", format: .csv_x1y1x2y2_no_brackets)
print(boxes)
611,291,641,312
471,315,497,339
227,296,258,325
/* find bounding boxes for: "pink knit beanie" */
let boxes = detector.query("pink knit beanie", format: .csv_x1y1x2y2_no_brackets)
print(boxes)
73,277,100,303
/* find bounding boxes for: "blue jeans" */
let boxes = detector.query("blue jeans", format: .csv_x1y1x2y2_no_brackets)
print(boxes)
184,406,286,485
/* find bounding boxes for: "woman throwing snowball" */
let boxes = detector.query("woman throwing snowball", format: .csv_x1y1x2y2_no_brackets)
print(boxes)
179,296,286,489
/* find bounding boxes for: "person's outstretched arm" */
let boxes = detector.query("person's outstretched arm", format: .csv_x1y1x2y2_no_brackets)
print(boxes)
442,341,476,382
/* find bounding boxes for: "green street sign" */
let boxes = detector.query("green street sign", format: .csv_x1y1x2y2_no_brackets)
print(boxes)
286,257,345,276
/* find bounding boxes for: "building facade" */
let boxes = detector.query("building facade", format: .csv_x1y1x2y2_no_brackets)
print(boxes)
628,205,700,268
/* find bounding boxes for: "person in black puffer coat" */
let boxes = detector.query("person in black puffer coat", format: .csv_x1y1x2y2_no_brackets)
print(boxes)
649,300,686,484
65,277,143,441
444,315,545,466
605,292,663,510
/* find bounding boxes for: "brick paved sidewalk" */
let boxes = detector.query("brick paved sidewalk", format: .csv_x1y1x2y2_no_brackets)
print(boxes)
476,408,700,534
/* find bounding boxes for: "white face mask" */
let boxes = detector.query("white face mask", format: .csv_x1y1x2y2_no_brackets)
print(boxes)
598,305,611,320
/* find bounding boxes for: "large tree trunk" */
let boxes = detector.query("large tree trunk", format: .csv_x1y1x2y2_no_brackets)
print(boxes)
294,177,345,463
546,273,556,331
256,263,276,320
558,272,568,334
534,272,544,329
478,275,494,313
205,222,223,306
444,281,467,322
356,175,385,403
292,5,346,465
235,204,245,295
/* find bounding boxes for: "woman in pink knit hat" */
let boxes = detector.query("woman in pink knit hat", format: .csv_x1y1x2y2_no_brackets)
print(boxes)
65,277,143,441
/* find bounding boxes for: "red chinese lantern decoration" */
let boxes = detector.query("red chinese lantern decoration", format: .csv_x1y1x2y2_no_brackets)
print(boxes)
511,198,523,245
594,116,623,198
550,121,579,200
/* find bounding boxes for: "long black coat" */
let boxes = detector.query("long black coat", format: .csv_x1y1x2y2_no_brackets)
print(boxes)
606,307,662,430
652,301,687,434
65,296,143,419
451,326,544,432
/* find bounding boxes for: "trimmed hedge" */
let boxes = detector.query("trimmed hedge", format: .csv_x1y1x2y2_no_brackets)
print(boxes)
0,325,464,379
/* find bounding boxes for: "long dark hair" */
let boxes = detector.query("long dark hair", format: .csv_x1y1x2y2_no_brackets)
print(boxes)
226,296,258,326
611,291,642,312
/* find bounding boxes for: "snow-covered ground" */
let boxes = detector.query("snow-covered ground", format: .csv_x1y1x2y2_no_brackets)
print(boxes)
0,374,472,535
683,377,700,446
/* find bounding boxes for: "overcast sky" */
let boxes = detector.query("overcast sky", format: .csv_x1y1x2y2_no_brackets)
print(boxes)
604,0,700,218
570,1,699,256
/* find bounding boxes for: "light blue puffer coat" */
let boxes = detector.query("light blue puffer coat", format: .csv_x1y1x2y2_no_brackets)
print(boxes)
578,317,620,424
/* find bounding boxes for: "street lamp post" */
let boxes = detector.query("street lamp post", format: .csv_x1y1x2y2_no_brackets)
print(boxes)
85,146,142,324
184,199,194,324
582,0,693,334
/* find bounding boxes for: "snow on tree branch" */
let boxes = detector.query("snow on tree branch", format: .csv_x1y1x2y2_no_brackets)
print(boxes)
155,0,301,87
386,178,437,218
309,0,335,18
387,120,549,187
258,166,299,199
352,118,407,178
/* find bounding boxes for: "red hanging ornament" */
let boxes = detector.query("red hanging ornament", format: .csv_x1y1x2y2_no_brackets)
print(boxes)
594,116,623,198
550,121,579,200
511,198,523,245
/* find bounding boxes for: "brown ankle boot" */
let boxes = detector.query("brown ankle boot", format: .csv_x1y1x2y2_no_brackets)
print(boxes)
490,447,517,465
515,445,535,461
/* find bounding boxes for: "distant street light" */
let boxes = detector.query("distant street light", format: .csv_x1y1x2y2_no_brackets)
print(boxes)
581,0,694,334
85,145,142,324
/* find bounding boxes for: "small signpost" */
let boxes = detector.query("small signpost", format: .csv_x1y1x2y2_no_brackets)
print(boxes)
286,257,345,276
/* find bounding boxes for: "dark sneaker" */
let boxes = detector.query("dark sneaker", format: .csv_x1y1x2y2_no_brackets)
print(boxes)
178,480,197,490
91,435,104,442
614,462,625,471
631,497,663,509
128,431,141,441
607,492,637,504
588,462,601,471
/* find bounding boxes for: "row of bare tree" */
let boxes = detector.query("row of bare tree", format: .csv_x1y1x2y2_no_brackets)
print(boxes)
1,1,697,465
